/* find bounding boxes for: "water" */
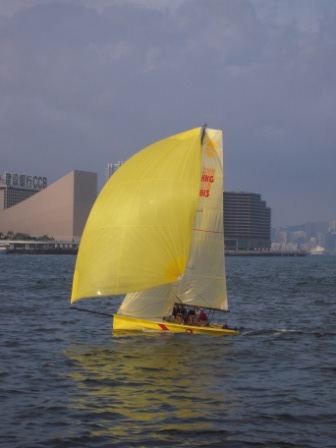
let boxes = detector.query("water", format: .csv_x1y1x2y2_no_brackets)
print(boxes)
1,255,335,448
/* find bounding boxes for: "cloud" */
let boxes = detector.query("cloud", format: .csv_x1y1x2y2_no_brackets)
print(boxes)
1,0,335,226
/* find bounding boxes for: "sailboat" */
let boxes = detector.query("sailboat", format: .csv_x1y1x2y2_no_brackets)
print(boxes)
71,126,239,336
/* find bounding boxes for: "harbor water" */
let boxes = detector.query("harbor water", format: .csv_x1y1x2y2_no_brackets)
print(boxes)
1,255,335,447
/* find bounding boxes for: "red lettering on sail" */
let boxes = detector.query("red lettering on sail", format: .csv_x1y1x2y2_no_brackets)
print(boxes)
200,168,216,198
201,175,214,183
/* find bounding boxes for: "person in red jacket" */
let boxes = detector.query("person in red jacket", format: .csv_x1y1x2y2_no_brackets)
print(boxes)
198,308,209,326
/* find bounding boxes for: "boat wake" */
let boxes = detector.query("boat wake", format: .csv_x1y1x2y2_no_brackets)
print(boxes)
240,328,336,337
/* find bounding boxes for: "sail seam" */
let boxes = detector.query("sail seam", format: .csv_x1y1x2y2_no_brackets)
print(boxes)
192,227,223,234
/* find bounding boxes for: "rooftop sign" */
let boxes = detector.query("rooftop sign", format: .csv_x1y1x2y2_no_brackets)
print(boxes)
1,172,48,190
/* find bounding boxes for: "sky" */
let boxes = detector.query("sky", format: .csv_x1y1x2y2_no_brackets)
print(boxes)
1,0,335,227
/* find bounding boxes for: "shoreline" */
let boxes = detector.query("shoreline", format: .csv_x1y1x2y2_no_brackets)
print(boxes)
225,250,307,257
3,248,307,256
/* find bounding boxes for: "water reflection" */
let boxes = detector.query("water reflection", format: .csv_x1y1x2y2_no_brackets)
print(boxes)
64,335,235,443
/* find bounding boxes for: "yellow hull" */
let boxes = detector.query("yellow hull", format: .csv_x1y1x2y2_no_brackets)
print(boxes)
113,314,239,336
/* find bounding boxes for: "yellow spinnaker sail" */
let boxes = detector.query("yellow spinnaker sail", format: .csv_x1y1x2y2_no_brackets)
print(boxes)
71,128,202,302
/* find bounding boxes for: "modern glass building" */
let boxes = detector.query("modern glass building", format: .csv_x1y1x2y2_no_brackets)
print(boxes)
224,192,271,250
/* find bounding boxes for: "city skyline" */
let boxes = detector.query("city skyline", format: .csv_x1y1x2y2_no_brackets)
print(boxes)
3,166,335,233
1,0,335,227
1,166,335,255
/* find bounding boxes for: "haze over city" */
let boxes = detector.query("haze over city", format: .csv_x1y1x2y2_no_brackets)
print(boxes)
1,0,335,227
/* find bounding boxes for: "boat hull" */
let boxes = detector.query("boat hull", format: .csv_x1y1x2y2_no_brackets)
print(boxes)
113,314,239,336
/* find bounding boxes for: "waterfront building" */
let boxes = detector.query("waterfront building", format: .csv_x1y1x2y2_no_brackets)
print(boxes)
0,172,48,211
0,170,97,242
224,192,271,250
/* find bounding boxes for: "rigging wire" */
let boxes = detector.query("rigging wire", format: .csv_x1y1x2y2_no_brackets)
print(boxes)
70,306,113,318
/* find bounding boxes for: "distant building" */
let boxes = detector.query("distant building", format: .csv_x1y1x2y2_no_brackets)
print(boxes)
0,170,97,241
0,172,48,211
325,231,336,254
106,161,124,180
224,192,271,250
272,220,336,254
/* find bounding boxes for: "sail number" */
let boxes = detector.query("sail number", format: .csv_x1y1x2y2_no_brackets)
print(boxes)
200,167,216,198
200,189,210,197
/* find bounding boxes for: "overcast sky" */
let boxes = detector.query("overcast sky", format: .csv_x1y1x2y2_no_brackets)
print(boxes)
1,0,335,227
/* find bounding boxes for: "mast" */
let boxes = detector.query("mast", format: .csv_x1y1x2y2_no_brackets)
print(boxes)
201,123,207,144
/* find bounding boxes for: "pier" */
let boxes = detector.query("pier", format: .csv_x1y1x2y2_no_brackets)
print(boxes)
0,240,78,255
